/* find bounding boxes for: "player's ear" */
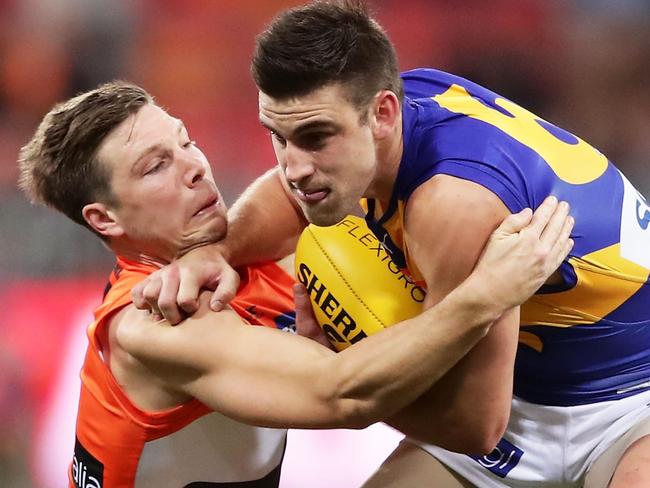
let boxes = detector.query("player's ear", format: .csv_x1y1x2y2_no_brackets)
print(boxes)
82,202,124,238
370,90,400,140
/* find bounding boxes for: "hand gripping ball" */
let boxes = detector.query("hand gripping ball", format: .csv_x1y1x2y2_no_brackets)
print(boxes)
295,215,425,351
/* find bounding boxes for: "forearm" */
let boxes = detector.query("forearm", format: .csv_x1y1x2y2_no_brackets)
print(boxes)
124,279,503,430
205,278,505,430
219,168,307,266
323,275,505,428
385,308,519,454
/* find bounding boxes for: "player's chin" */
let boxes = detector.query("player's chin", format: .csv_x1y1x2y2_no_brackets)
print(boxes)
188,218,228,246
209,219,228,242
301,201,350,227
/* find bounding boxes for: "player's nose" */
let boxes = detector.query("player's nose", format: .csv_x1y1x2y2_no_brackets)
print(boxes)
282,143,316,184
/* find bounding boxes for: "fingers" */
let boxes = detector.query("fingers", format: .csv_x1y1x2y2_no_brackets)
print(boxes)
157,265,184,325
141,276,163,320
527,197,573,280
294,284,318,335
210,266,240,311
548,215,575,271
294,284,312,325
474,195,577,311
176,266,202,316
293,284,331,348
538,201,571,248
132,279,150,310
564,238,575,265
525,196,560,237
132,246,239,321
494,207,533,236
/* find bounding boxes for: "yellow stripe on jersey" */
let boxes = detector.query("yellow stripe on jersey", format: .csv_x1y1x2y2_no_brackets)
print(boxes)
521,244,649,329
519,331,544,353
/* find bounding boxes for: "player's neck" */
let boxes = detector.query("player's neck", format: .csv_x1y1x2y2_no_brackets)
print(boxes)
369,118,404,202
109,239,170,269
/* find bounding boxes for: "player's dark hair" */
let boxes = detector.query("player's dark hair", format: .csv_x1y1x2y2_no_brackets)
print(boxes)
252,0,403,117
18,82,153,234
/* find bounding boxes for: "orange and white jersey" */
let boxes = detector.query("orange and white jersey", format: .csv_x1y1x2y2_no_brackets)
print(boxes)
70,257,296,488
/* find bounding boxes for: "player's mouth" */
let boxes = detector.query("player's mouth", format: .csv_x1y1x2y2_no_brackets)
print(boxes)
294,187,330,203
193,195,220,217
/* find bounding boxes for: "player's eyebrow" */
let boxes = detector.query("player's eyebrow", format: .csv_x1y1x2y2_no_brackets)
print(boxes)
293,120,338,135
173,118,186,135
130,119,185,174
259,119,278,133
259,119,337,138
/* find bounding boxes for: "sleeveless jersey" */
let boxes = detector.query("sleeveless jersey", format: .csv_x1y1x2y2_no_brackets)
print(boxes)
363,68,650,407
70,257,296,488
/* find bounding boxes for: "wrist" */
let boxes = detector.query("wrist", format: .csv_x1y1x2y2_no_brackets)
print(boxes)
453,273,504,326
212,241,233,265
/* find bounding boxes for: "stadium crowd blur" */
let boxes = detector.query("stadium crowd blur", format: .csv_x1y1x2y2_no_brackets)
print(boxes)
1,0,649,486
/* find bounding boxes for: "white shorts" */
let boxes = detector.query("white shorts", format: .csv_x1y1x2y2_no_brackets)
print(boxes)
411,388,650,488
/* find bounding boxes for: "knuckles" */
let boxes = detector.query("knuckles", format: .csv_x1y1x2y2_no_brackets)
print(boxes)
178,298,198,313
158,297,177,313
142,287,160,302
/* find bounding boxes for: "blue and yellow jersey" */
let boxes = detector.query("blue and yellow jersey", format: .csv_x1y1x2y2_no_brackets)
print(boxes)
362,68,650,407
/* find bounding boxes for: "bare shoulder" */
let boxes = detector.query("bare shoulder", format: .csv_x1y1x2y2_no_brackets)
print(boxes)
404,174,510,245
113,303,165,353
404,174,510,302
406,174,507,219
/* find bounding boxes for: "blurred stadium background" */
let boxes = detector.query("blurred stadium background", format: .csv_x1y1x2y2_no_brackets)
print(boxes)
1,0,649,486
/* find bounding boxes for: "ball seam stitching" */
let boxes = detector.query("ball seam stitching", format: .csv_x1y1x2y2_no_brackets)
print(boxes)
309,227,386,327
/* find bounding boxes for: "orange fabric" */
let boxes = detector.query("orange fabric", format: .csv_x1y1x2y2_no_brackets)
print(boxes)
69,257,295,487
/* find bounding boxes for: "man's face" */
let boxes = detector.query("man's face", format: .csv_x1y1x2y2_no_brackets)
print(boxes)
259,83,379,226
97,103,227,262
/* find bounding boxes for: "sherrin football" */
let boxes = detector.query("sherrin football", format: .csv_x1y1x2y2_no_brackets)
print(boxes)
294,215,425,351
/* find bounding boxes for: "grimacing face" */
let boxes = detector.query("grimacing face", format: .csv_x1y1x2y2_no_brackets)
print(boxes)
259,83,381,226
93,103,227,263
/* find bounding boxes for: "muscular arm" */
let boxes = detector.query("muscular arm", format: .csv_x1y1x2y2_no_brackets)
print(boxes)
385,175,520,454
219,167,307,267
125,191,570,431
116,277,503,430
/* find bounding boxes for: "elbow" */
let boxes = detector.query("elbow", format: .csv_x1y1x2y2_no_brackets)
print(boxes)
449,396,512,455
434,428,502,456
475,407,510,455
464,427,504,457
432,412,508,456
451,417,508,456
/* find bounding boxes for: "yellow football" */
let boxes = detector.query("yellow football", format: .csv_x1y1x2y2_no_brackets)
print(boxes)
295,215,425,351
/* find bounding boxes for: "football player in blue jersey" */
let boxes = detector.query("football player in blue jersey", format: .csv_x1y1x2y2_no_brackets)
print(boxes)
133,1,650,487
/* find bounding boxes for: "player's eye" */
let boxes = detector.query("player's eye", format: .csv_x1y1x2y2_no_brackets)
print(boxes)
144,158,166,175
270,130,286,146
298,133,329,151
